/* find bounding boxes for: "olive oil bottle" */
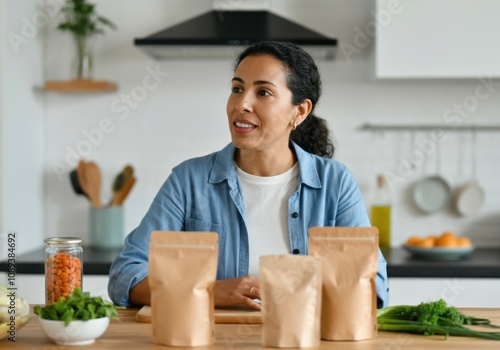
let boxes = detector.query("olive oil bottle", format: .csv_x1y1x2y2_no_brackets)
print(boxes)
371,175,392,249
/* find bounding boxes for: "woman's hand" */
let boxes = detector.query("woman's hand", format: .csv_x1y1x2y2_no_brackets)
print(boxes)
214,276,261,310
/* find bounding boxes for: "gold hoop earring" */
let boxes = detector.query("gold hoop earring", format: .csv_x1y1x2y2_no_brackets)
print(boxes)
292,121,297,131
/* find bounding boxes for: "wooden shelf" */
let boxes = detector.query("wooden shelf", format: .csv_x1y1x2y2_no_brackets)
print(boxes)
44,79,117,93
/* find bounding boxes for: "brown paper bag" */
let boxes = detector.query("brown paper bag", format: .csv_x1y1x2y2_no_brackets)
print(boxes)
149,231,219,346
260,254,322,348
308,227,378,341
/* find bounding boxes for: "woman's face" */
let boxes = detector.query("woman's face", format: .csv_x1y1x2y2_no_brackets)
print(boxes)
226,54,300,155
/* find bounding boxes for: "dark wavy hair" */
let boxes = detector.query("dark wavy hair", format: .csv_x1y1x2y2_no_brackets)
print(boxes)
234,41,334,158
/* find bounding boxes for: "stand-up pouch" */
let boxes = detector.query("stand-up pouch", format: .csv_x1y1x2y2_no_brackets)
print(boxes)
149,231,219,346
260,254,322,348
308,227,378,341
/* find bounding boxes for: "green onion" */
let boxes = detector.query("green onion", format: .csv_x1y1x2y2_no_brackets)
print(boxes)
377,299,500,340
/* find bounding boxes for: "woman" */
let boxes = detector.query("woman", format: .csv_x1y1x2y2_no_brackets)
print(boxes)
108,41,388,310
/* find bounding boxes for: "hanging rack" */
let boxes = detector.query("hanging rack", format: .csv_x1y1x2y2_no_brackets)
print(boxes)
359,123,500,132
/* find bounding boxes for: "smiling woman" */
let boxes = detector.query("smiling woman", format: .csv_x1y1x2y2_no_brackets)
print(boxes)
227,54,310,176
107,41,389,311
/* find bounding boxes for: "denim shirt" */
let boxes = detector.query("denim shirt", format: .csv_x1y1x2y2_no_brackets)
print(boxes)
108,142,389,307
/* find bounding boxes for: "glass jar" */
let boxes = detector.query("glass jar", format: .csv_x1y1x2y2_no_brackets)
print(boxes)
71,35,94,80
44,237,83,304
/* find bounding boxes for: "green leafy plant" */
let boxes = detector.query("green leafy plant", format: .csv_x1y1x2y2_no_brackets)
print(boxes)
377,299,500,340
58,0,116,38
34,288,122,326
57,0,116,79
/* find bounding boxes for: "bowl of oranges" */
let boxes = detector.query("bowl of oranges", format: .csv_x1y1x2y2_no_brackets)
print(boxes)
404,231,474,260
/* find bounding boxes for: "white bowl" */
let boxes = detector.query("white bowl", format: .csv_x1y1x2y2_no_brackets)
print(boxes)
39,317,109,346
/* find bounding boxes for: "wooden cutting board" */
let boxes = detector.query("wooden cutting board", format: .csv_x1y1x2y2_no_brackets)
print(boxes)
135,305,262,324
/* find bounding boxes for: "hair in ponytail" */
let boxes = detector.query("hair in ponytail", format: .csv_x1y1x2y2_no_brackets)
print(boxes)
235,41,334,158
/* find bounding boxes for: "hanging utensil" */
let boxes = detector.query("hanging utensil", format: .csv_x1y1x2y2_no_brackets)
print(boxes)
453,129,485,216
413,140,452,214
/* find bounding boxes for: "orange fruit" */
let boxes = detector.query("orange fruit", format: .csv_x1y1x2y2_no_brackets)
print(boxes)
416,237,435,248
406,236,422,246
435,231,457,247
441,231,456,238
457,237,473,247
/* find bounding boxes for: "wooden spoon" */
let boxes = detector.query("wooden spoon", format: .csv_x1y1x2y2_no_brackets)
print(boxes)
110,165,134,205
109,171,125,205
83,161,102,207
112,176,136,206
77,160,91,201
122,165,134,180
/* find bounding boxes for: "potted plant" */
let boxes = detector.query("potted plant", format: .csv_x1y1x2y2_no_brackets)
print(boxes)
57,0,116,80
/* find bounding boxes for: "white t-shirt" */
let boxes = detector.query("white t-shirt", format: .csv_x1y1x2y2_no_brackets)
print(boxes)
236,163,299,277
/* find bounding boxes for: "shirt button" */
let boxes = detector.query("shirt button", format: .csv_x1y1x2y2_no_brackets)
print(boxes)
292,249,300,254
291,212,299,218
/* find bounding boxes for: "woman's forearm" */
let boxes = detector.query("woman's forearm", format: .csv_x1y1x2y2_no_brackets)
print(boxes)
129,276,260,310
129,277,151,306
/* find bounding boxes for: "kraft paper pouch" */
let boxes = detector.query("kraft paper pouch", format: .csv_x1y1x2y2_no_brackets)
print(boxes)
149,231,219,347
260,254,322,348
308,227,378,341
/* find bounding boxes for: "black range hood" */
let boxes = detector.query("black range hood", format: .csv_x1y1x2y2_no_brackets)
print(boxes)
135,10,337,59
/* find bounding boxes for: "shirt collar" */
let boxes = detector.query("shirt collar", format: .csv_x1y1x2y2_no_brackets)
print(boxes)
209,142,322,189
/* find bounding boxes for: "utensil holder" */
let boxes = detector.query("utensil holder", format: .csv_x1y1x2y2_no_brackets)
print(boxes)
90,206,124,249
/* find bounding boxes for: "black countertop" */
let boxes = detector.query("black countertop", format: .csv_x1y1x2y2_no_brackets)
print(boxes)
381,247,500,278
1,246,500,278
0,246,122,275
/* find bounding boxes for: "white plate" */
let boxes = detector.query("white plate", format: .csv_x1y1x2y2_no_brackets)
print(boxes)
413,176,452,214
454,181,485,216
404,245,475,260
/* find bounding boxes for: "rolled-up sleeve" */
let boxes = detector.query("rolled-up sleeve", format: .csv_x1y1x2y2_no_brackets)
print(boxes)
375,252,389,308
107,228,150,306
108,170,185,306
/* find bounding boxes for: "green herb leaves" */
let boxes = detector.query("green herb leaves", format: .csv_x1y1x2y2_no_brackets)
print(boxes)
377,299,500,340
34,288,121,326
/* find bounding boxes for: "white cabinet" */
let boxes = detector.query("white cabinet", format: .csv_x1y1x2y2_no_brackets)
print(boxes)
376,0,500,78
389,278,500,307
0,273,110,305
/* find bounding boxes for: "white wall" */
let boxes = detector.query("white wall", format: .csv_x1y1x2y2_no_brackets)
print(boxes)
0,0,45,260
14,0,500,249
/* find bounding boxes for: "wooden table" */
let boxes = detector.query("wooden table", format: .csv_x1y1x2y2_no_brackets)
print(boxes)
7,308,500,349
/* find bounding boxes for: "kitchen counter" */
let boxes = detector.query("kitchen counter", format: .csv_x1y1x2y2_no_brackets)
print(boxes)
1,246,500,278
9,307,500,349
382,247,500,278
0,246,122,275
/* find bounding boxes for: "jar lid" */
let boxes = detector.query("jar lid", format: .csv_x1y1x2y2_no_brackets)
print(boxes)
44,237,84,244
